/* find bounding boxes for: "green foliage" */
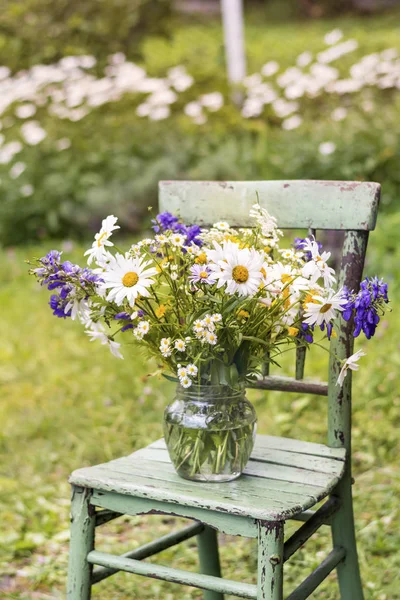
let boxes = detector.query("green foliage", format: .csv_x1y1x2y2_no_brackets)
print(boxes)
0,226,399,598
1,9,400,246
0,0,172,70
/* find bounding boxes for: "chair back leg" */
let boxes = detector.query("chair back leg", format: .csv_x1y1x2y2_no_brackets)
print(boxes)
197,525,224,600
67,486,95,600
257,521,284,600
331,473,364,600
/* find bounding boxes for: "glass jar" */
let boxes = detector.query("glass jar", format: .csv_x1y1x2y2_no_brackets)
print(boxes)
163,384,257,482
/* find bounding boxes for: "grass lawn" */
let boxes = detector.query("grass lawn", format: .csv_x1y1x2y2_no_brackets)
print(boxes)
0,212,399,599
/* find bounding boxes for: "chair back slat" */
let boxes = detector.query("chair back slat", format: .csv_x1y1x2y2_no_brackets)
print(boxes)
159,180,380,231
158,180,380,453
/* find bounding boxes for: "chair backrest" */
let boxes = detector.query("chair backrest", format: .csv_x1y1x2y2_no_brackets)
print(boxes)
158,180,381,455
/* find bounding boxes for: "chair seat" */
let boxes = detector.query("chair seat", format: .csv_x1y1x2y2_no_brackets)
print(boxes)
69,435,346,522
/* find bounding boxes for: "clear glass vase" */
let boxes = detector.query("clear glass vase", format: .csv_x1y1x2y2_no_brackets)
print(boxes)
163,384,257,482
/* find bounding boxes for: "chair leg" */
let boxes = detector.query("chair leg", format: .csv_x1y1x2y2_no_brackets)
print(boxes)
331,475,364,600
197,525,224,600
67,486,95,600
257,521,284,600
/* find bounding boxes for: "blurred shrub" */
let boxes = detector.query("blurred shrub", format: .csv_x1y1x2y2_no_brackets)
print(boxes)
0,0,172,70
0,15,400,245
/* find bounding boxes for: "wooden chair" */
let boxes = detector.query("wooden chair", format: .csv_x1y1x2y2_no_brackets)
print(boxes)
67,180,380,599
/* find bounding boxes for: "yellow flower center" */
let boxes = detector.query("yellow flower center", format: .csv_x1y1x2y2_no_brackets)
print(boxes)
260,267,266,277
199,271,209,279
97,231,108,247
232,265,249,283
281,274,294,285
122,271,139,287
320,303,332,314
195,253,207,265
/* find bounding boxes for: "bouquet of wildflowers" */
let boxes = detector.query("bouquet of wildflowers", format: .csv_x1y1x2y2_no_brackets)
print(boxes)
29,206,389,390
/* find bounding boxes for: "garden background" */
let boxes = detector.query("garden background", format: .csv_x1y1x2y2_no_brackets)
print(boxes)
0,0,399,598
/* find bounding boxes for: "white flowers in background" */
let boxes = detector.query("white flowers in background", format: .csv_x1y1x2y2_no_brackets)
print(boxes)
261,61,279,77
20,184,34,197
337,350,366,386
319,141,336,156
84,215,120,264
9,161,26,179
199,92,224,112
331,107,347,121
21,121,47,145
15,104,36,119
282,115,302,130
55,137,71,150
317,39,358,64
297,52,313,67
0,141,22,164
324,29,344,46
101,254,157,306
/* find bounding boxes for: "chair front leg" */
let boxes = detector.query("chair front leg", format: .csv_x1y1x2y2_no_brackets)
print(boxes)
197,525,224,600
257,521,284,600
67,486,95,600
331,474,364,600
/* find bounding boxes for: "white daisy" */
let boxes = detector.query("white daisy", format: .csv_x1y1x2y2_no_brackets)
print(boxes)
170,272,178,281
169,233,186,247
186,364,198,376
211,313,222,323
303,289,348,327
337,350,366,386
160,337,171,347
213,221,231,231
177,366,188,378
208,241,265,297
138,321,150,335
202,314,215,329
179,375,192,388
101,254,157,306
174,339,186,352
206,331,218,345
193,320,204,334
84,215,120,265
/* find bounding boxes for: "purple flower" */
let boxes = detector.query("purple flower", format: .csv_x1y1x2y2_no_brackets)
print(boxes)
343,276,389,339
298,323,314,344
49,294,72,318
152,211,203,247
114,312,131,320
152,212,179,233
189,264,217,285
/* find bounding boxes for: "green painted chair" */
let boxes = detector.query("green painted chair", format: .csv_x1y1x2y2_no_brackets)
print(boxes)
67,180,380,599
